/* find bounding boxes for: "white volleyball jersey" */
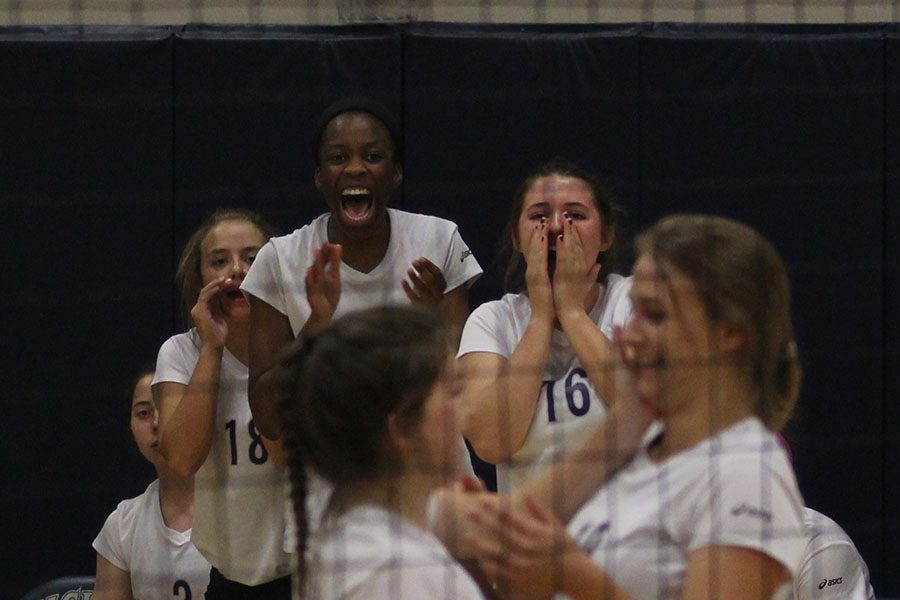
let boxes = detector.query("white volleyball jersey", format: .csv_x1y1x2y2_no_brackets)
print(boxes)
154,330,291,585
307,505,484,600
793,507,875,600
566,417,808,600
93,480,210,600
458,274,632,493
241,208,482,336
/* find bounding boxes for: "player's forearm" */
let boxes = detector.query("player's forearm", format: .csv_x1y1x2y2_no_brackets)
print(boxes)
520,399,651,522
160,345,221,476
463,320,553,463
559,552,631,600
557,310,617,406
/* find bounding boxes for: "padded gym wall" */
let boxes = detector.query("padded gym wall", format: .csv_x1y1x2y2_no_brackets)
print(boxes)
639,24,886,590
172,24,403,268
0,27,175,596
402,23,641,309
884,27,900,599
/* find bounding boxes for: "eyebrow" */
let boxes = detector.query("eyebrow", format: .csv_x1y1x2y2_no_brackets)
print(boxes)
132,401,154,410
324,140,386,149
526,200,591,209
207,246,261,255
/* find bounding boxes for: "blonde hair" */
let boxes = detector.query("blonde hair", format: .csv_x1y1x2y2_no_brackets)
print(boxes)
636,214,801,430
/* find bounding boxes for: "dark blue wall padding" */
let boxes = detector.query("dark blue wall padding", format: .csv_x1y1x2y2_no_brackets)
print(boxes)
884,31,900,599
403,23,642,308
0,27,175,597
173,24,403,269
639,24,885,589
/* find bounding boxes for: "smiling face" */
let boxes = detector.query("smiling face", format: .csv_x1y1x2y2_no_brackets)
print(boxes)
515,174,612,281
130,373,161,467
199,219,266,321
621,254,724,415
315,111,402,233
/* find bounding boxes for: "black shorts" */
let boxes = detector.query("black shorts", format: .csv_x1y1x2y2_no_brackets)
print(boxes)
205,567,291,600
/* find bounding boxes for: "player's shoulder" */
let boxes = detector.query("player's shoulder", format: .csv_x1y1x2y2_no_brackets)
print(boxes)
159,329,200,354
110,480,158,523
389,208,459,232
267,214,329,250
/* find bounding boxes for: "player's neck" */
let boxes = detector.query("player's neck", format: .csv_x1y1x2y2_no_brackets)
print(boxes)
338,474,432,530
327,211,391,274
225,320,250,364
652,371,754,461
157,469,194,532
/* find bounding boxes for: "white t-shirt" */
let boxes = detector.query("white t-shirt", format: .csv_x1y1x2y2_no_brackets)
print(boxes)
566,417,808,600
153,330,291,585
93,480,210,600
307,505,485,600
793,508,875,600
242,208,483,552
457,274,633,493
241,208,483,336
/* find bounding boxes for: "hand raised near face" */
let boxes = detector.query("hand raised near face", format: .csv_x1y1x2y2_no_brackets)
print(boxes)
524,219,555,324
306,242,342,326
553,214,601,322
192,277,231,349
402,257,447,307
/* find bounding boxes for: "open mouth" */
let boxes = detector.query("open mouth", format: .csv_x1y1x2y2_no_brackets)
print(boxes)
224,289,246,304
341,187,374,224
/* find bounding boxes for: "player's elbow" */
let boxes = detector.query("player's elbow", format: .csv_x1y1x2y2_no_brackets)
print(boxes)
159,438,204,478
249,372,282,439
463,422,514,465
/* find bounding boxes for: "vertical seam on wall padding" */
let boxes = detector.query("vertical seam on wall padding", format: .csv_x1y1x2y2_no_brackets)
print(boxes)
170,27,180,334
880,28,888,595
399,27,406,212
636,24,644,229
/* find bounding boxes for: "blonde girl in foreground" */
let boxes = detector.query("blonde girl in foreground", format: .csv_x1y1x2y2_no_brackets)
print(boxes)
467,214,808,600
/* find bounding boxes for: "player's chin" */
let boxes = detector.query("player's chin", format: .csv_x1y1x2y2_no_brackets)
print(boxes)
222,301,251,321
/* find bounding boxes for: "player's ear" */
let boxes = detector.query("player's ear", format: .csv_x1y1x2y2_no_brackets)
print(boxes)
599,224,615,252
387,413,415,455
